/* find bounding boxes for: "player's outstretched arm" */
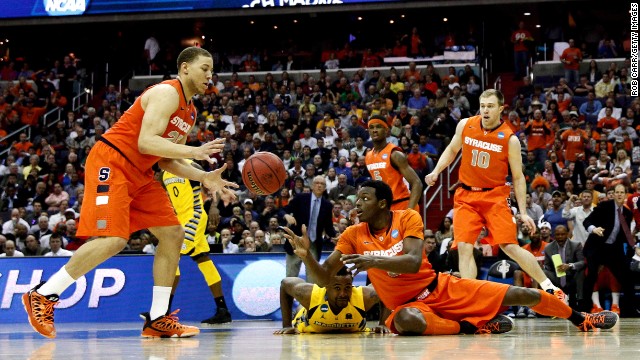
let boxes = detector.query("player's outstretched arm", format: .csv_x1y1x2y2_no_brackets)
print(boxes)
282,225,344,287
275,278,313,334
425,118,467,186
341,236,423,276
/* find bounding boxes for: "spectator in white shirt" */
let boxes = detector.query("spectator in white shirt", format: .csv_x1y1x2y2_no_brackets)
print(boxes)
0,240,24,257
44,234,73,257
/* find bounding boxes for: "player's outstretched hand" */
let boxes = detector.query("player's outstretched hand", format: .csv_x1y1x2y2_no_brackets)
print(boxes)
202,163,239,202
340,254,377,277
281,225,310,259
193,138,227,164
372,325,391,334
274,327,299,335
424,172,439,186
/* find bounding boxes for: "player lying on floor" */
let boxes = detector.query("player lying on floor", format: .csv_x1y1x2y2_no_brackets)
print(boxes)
274,266,380,334
282,180,619,335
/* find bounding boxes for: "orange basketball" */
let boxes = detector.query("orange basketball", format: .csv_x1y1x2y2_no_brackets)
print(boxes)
242,152,287,195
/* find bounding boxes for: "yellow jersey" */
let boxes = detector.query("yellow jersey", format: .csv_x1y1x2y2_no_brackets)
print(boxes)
293,284,368,333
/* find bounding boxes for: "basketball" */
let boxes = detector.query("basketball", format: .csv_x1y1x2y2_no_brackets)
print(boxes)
242,152,287,195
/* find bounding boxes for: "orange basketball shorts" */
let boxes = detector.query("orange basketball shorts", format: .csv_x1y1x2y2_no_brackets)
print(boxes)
77,141,180,239
386,273,510,332
452,186,516,246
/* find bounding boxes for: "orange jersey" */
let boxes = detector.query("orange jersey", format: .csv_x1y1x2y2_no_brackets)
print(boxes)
365,143,411,202
525,119,551,151
103,79,197,173
335,209,432,310
459,116,512,188
522,241,548,266
560,128,587,162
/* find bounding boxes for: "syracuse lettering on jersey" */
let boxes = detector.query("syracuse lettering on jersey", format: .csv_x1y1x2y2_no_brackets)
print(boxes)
363,240,404,257
170,116,191,132
567,135,582,142
463,137,504,152
366,162,387,171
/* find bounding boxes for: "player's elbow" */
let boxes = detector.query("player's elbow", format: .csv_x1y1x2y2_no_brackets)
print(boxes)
138,137,153,155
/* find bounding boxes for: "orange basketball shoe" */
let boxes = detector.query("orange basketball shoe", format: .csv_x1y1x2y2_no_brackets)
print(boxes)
575,311,619,332
610,304,621,315
591,305,604,313
141,309,200,338
22,283,59,339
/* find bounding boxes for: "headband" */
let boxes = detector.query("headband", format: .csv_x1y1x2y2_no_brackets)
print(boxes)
368,118,389,129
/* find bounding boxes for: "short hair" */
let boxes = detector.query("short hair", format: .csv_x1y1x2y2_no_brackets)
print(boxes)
480,89,505,106
176,47,212,71
360,180,393,209
335,266,352,277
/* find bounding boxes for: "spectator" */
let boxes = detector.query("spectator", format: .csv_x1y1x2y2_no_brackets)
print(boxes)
327,174,356,203
281,175,336,282
543,225,586,310
23,234,47,256
435,216,453,244
559,39,582,86
0,240,24,257
583,184,634,315
43,233,73,257
562,191,594,246
511,21,533,79
2,208,30,235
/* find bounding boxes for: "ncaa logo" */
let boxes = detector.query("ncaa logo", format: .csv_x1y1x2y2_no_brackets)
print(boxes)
382,154,388,160
44,0,89,16
320,304,329,312
391,229,399,238
497,132,505,139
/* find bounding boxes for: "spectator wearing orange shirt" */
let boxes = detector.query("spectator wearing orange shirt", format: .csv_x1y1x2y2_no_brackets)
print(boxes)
361,49,381,68
402,62,422,82
525,109,552,164
511,21,533,79
407,143,428,176
12,133,33,158
18,99,46,126
596,107,619,135
560,114,589,163
560,39,583,86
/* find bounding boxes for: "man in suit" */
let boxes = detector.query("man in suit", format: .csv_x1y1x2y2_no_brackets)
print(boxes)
281,175,336,282
543,225,586,310
583,184,635,316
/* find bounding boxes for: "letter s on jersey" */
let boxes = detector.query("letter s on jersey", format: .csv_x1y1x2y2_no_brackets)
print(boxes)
98,167,111,182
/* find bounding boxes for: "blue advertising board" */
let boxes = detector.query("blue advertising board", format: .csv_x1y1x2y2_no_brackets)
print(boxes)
0,253,368,323
0,0,406,19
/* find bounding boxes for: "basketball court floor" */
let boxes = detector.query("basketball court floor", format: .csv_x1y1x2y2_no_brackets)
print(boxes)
2,318,638,360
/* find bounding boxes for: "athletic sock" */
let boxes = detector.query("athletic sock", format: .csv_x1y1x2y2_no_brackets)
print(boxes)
539,279,556,292
37,266,75,296
611,292,620,307
215,296,228,310
591,291,601,308
530,289,572,319
150,286,172,320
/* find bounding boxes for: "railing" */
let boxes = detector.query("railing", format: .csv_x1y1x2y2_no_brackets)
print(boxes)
493,75,502,91
72,89,90,111
421,153,462,220
43,107,63,128
118,70,135,93
0,125,32,157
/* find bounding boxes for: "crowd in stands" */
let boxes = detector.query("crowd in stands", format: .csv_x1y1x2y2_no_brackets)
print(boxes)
0,29,638,315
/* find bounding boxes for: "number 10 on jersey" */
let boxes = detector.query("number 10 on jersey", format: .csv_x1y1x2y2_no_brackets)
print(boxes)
470,149,490,168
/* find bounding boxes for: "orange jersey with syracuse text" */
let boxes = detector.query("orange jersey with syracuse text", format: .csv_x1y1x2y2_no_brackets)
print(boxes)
459,115,513,188
335,209,433,310
365,143,411,202
103,79,197,173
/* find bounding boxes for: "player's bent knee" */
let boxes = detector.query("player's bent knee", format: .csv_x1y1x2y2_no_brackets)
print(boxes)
394,307,426,335
505,286,541,305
